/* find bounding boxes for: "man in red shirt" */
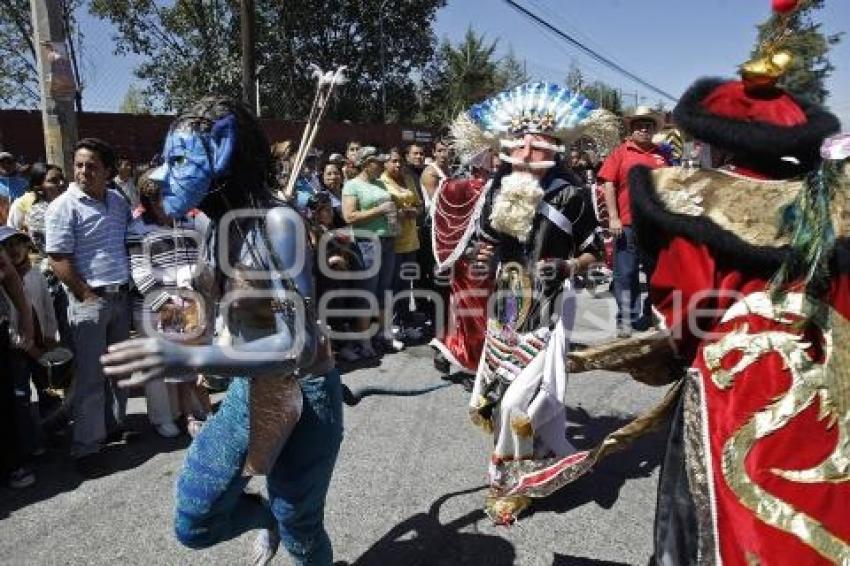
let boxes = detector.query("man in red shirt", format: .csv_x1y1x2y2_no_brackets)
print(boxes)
598,107,668,336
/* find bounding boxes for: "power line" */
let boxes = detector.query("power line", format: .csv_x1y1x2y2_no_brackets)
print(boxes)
502,0,679,103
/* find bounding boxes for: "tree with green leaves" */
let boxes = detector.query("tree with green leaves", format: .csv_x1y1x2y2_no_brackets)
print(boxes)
565,62,621,115
565,62,584,92
119,84,151,114
90,0,446,121
752,0,842,104
495,47,529,91
583,81,622,115
0,0,84,109
420,28,531,126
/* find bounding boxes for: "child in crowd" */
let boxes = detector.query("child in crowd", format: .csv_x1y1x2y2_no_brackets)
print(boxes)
128,172,212,438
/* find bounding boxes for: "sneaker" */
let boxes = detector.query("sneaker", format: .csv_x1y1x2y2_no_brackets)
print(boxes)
155,422,181,438
616,325,633,339
376,335,404,353
337,343,362,362
8,467,36,489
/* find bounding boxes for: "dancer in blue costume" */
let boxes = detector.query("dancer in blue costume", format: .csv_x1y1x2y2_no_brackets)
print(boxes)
101,97,341,565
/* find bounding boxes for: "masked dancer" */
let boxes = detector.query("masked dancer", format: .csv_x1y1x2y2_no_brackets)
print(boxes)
101,98,341,565
570,2,849,561
451,82,620,524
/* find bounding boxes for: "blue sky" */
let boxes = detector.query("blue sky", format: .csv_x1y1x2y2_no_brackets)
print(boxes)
78,0,850,126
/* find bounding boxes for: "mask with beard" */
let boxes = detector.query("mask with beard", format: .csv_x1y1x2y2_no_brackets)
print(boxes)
489,171,544,243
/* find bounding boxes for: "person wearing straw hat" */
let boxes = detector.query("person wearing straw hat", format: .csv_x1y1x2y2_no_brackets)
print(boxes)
598,105,669,338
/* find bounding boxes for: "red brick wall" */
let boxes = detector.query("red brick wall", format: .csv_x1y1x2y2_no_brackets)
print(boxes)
0,109,435,165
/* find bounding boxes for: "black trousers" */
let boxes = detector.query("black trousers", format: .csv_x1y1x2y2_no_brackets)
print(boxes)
0,321,24,477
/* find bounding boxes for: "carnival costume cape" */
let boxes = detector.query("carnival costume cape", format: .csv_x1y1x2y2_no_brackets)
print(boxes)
633,162,850,565
429,176,492,374
576,70,848,564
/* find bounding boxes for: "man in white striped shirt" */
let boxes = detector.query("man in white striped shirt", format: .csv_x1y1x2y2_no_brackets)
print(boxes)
45,138,132,468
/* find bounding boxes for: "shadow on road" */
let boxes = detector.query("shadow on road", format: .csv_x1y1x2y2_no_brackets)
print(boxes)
527,407,667,517
552,554,634,566
344,485,516,566
0,412,190,520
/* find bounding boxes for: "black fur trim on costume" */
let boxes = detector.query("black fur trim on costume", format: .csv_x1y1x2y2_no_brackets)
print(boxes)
629,166,790,279
673,78,840,172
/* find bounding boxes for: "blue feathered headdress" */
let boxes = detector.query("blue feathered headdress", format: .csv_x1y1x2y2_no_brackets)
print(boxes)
450,82,621,163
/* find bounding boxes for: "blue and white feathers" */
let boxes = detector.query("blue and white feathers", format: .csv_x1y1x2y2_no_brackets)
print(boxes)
450,82,621,163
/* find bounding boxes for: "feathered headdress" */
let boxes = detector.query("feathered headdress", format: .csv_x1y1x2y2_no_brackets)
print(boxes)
450,82,620,163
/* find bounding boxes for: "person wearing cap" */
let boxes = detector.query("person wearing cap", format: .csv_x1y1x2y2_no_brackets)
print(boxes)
0,243,36,488
45,137,133,468
326,152,345,167
598,106,670,337
0,226,59,460
568,9,847,560
341,146,403,359
0,151,28,226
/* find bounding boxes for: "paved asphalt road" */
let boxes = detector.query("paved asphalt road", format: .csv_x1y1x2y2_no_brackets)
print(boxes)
0,290,669,565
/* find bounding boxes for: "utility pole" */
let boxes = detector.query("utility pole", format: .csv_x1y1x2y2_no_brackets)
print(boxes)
31,0,78,175
240,0,257,113
378,7,387,122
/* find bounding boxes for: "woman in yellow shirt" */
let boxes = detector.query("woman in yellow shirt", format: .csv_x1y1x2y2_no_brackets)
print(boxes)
380,148,423,341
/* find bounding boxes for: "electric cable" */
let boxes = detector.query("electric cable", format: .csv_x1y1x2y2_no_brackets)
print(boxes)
502,0,679,102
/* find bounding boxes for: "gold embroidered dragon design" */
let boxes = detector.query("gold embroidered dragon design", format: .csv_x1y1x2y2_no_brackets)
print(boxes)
702,292,850,564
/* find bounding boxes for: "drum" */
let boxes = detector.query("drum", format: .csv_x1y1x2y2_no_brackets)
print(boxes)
38,346,74,390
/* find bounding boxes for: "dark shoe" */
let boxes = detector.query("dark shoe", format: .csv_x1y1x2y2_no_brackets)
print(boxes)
433,352,450,375
8,466,36,489
74,453,108,478
460,375,475,393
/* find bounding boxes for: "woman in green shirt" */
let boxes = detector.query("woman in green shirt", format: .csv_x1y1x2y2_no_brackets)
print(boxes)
341,147,403,360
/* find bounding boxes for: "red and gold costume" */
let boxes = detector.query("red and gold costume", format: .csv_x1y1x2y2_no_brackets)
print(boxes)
627,77,848,565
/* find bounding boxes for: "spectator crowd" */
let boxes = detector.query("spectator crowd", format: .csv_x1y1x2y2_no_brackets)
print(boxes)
0,120,661,489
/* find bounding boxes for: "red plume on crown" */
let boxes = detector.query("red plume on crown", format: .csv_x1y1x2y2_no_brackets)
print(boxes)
772,0,798,13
